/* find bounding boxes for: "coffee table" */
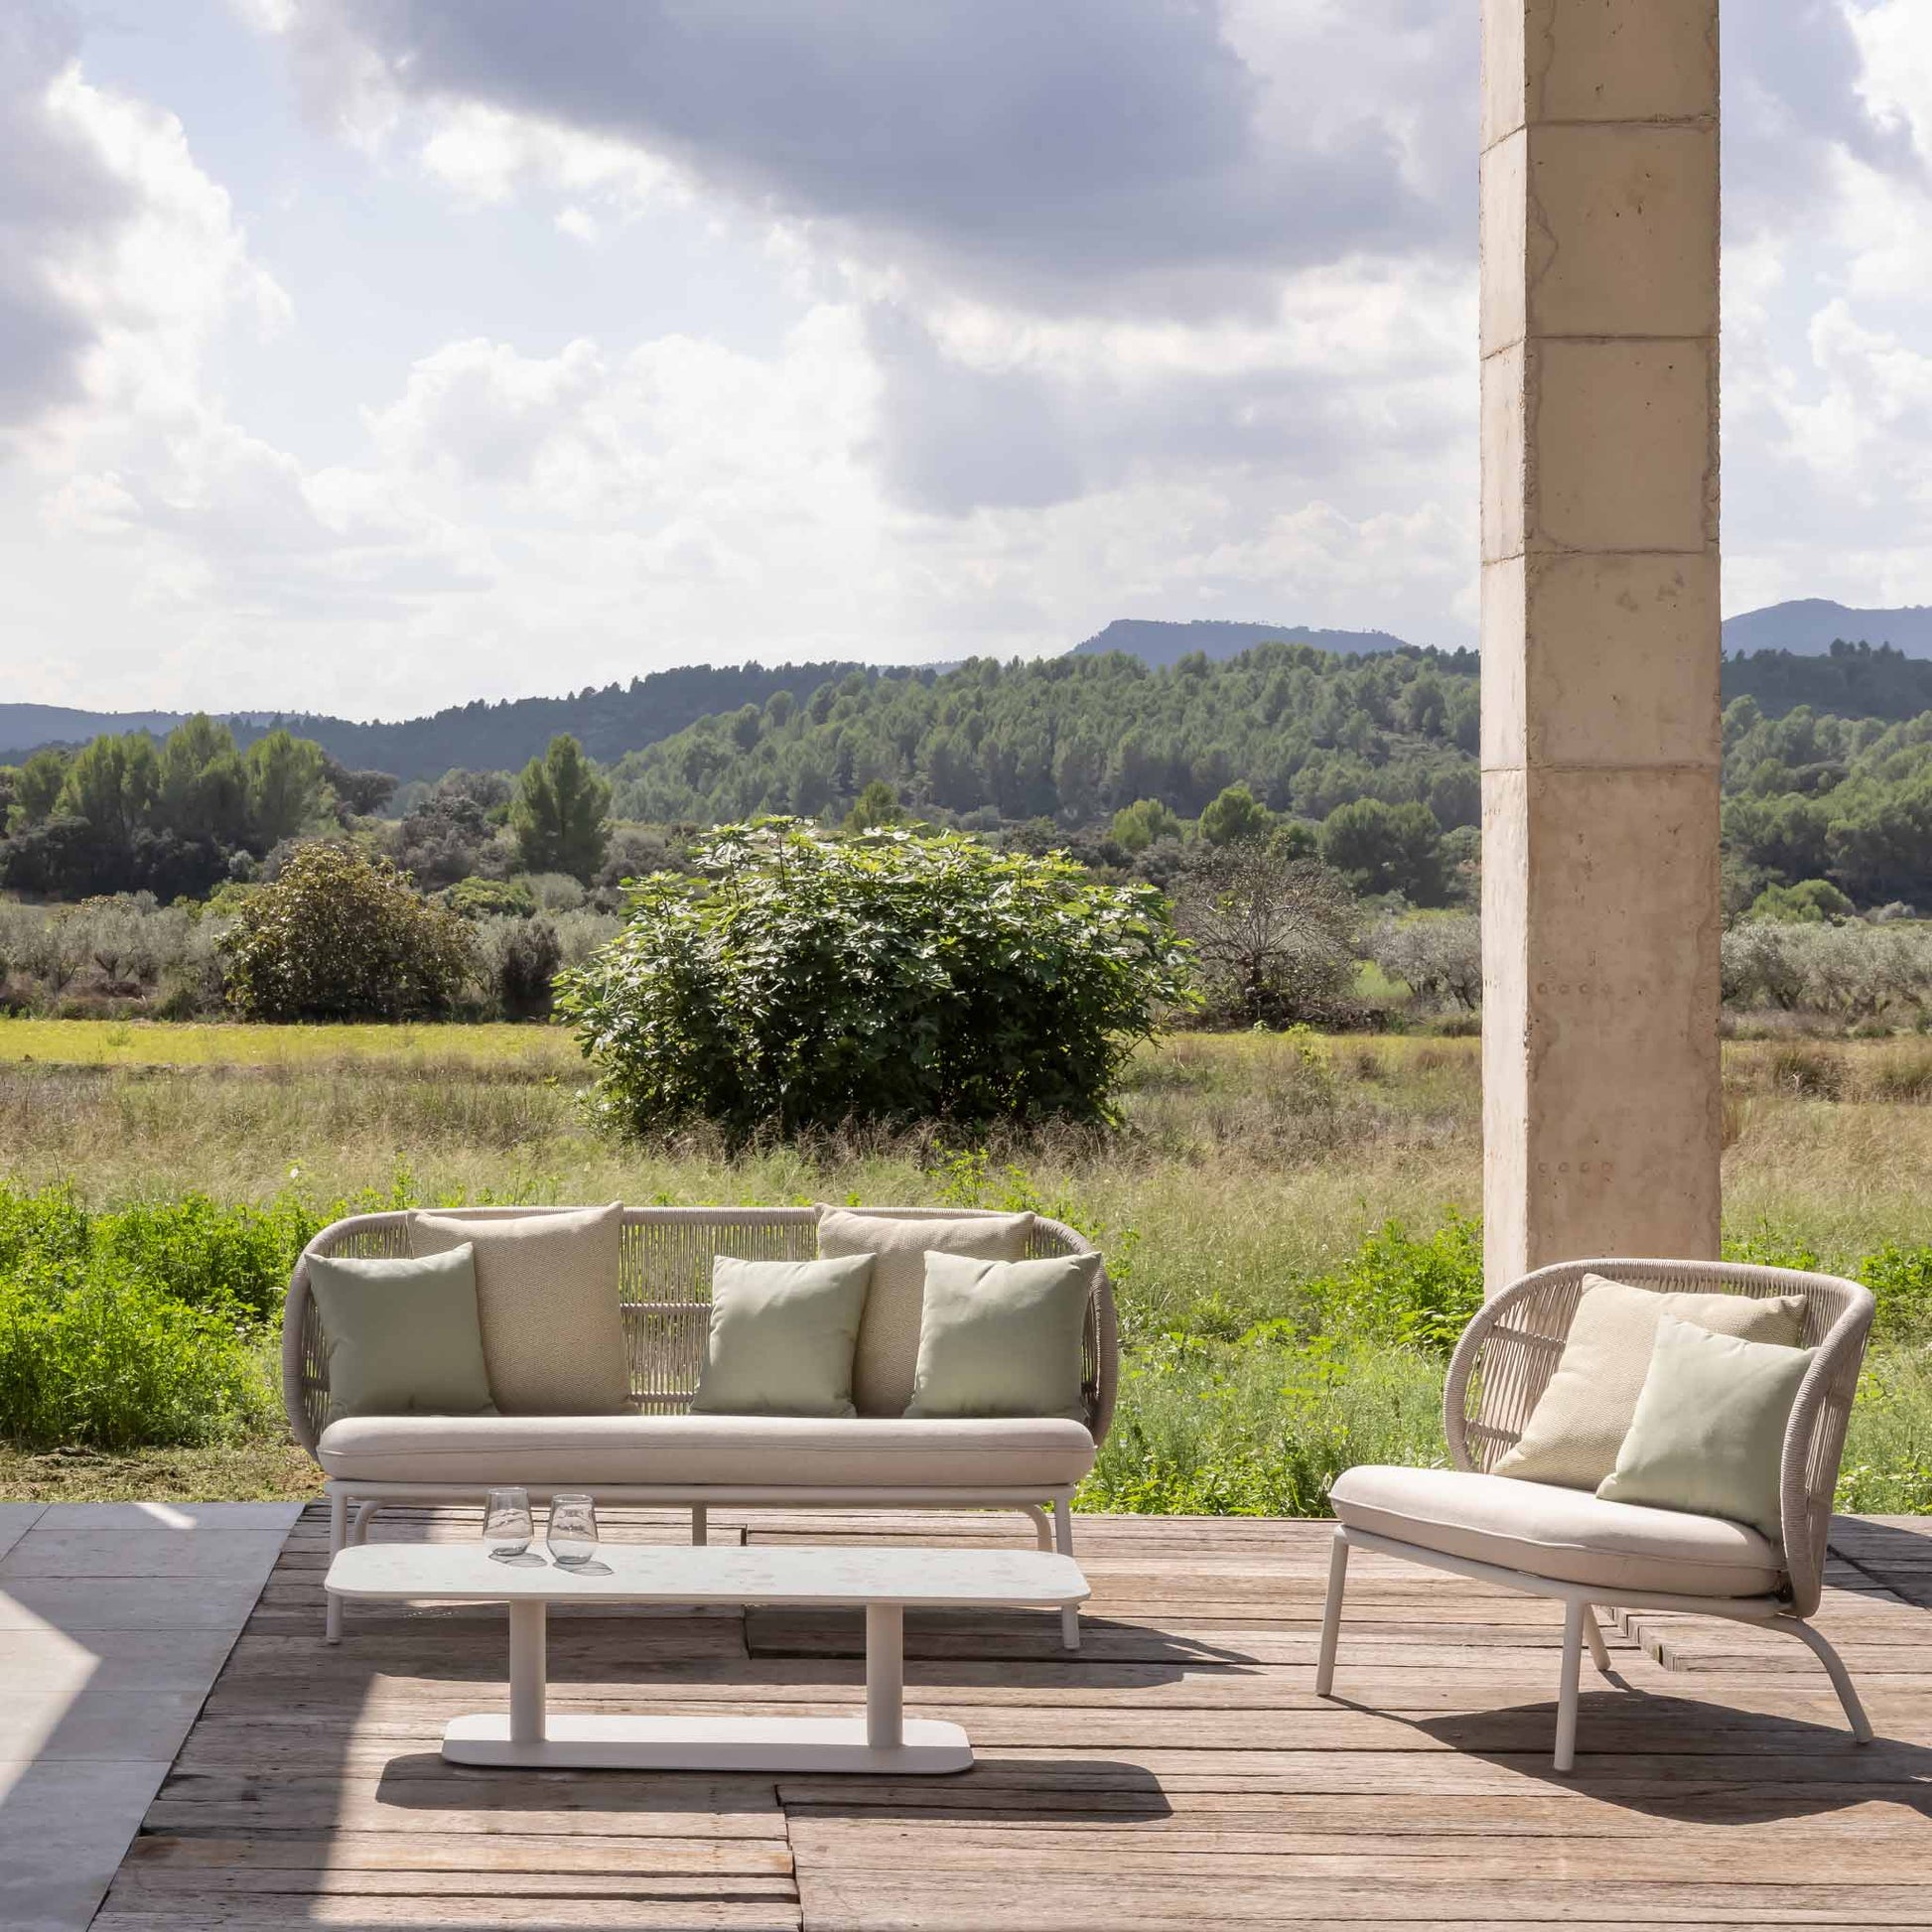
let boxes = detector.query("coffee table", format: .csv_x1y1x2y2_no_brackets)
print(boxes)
325,1541,1088,1773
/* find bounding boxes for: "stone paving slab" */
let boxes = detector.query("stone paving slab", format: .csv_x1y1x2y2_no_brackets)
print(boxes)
0,1500,302,1932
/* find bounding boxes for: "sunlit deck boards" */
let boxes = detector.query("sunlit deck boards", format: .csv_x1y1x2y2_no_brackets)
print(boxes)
96,1505,1932,1929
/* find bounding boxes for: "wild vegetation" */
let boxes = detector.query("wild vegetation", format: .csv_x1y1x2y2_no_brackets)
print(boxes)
559,821,1190,1138
0,1025,1927,1512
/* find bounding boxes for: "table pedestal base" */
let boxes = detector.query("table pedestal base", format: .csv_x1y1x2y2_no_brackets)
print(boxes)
442,1712,973,1774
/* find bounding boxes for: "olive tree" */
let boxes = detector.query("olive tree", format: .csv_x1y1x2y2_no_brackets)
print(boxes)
1173,839,1361,1028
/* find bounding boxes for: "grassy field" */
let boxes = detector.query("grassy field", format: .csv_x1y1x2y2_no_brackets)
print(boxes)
2,1017,1929,1509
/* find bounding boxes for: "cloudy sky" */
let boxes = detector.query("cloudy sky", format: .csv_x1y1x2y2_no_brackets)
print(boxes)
2,0,1930,718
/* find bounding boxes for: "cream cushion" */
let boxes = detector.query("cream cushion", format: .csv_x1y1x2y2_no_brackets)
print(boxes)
316,1412,1096,1490
410,1204,627,1415
1493,1274,1807,1490
1598,1316,1816,1541
1329,1465,1782,1598
815,1207,1035,1416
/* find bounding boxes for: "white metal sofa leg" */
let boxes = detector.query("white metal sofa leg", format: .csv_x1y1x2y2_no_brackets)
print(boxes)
1052,1498,1079,1651
1022,1503,1052,1551
1581,1603,1612,1677
326,1487,347,1644
351,1499,380,1545
1315,1527,1348,1698
1784,1616,1874,1742
1554,1599,1585,1773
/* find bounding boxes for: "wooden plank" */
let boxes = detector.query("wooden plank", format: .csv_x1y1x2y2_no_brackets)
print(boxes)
94,1506,1932,1932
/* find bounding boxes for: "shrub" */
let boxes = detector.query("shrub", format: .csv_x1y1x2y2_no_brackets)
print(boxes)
490,916,565,1021
558,818,1193,1139
0,1183,310,1449
221,842,476,1021
1301,1210,1484,1353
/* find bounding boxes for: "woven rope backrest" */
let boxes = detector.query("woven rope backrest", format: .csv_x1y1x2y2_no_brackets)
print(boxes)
284,1204,1114,1454
1443,1258,1873,1613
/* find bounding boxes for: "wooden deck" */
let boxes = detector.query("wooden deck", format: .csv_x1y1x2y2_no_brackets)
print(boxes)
94,1504,1932,1929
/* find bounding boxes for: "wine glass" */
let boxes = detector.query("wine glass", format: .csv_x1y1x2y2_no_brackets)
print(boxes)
547,1493,600,1567
483,1486,533,1558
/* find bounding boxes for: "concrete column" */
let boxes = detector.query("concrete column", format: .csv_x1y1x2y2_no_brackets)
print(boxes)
1479,0,1723,1292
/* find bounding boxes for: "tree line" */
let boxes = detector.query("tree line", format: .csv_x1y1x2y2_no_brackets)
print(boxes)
13,642,1932,913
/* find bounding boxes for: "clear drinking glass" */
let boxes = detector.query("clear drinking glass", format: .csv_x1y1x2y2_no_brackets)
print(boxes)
484,1486,533,1558
547,1493,600,1567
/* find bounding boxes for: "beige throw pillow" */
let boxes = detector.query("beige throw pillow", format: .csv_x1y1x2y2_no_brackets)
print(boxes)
411,1204,627,1414
815,1206,1034,1415
1494,1273,1806,1491
1597,1315,1815,1541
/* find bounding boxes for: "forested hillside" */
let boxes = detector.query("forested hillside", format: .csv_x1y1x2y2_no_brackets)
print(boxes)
608,645,1484,829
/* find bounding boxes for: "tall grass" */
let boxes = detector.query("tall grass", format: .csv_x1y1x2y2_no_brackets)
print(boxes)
0,1026,1928,1507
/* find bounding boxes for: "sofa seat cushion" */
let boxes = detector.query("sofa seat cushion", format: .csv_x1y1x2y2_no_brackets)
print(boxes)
1328,1465,1782,1599
317,1413,1097,1490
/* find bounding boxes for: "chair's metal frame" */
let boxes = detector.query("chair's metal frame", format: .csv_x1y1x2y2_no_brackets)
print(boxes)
1315,1258,1877,1771
283,1205,1116,1649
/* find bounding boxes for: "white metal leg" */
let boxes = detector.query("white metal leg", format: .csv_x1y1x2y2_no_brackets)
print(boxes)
1022,1503,1052,1550
866,1602,903,1749
691,1505,708,1547
1554,1599,1585,1773
1582,1603,1612,1677
325,1489,346,1644
1053,1498,1080,1650
508,1600,546,1745
442,1590,971,1772
1783,1617,1874,1742
351,1499,379,1545
1315,1528,1349,1698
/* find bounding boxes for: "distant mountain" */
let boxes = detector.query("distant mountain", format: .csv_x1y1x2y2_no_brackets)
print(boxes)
0,704,205,753
1070,618,1415,666
0,663,860,780
1722,600,1932,658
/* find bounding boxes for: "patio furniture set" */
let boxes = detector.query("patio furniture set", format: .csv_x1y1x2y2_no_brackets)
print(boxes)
290,1203,1877,1775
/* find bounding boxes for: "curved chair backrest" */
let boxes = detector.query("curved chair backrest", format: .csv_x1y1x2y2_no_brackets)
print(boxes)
284,1204,1118,1457
1444,1258,1874,1618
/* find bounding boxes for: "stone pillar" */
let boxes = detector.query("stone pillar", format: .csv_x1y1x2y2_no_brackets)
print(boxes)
1478,0,1723,1292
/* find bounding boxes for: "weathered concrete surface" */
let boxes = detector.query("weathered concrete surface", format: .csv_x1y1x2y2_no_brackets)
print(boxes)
0,1501,300,1932
1478,0,1723,1290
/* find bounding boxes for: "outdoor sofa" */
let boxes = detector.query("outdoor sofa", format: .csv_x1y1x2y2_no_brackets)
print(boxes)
284,1204,1117,1644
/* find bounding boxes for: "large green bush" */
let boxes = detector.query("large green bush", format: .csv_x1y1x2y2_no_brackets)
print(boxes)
558,819,1193,1138
222,842,475,1021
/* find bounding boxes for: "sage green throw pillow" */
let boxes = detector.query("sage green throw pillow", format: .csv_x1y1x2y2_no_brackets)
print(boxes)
1596,1315,1816,1542
904,1250,1100,1424
1494,1274,1807,1491
307,1246,495,1427
816,1206,1035,1416
691,1255,875,1418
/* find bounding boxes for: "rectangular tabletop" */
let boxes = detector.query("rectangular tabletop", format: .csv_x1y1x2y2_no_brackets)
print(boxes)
326,1541,1088,1608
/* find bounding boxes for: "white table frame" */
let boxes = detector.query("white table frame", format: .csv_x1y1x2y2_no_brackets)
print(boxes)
326,1542,1088,1774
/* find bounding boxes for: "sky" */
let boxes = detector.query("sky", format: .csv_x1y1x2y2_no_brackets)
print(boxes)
1,0,1930,720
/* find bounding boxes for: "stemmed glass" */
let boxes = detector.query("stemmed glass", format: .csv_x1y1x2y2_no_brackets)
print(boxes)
483,1486,533,1559
547,1493,600,1567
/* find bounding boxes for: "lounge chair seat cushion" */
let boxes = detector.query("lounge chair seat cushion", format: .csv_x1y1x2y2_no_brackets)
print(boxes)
318,1412,1097,1490
1329,1464,1782,1598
